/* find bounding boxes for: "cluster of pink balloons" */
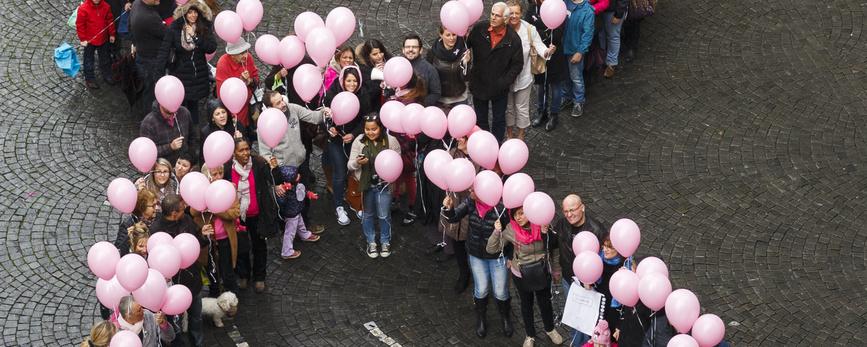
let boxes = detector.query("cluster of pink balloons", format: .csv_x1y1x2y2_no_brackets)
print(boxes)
569,219,725,347
438,0,483,37
88,237,195,319
252,7,356,73
214,0,263,43
179,171,237,214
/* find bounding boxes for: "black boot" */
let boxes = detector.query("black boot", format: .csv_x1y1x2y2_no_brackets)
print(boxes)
544,111,558,132
454,271,470,294
495,298,514,337
531,111,547,128
474,297,488,338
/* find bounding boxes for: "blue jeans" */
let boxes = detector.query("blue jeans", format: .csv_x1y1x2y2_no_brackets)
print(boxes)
564,58,586,104
83,42,111,81
326,140,349,208
468,255,510,301
562,279,590,346
473,94,508,143
599,11,627,66
362,185,392,244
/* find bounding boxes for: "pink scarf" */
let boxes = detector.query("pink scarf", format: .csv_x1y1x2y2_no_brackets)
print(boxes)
475,200,494,218
510,218,542,245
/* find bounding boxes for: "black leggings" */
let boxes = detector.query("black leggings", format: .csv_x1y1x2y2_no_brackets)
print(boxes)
513,274,555,337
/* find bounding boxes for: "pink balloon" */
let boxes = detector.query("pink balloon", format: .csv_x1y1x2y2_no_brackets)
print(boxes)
88,241,120,280
473,170,503,206
446,158,476,192
379,100,405,133
424,149,453,191
666,289,701,333
176,0,188,6
161,284,193,315
128,137,157,173
572,251,603,284
179,172,209,211
148,244,182,279
294,11,324,43
383,57,413,88
447,104,477,138
235,0,263,32
205,52,216,62
637,256,669,279
467,130,498,169
306,27,337,67
219,77,247,114
502,173,534,208
523,192,555,225
638,272,671,311
668,334,699,347
110,330,142,347
401,103,425,136
214,10,243,43
205,180,237,213
173,233,201,269
440,1,470,36
325,7,356,46
540,0,568,29
132,269,168,312
459,0,484,23
331,91,360,126
374,149,403,183
107,178,137,214
203,131,235,169
571,231,599,254
609,268,640,307
421,106,448,139
278,35,305,68
155,75,185,112
498,139,528,175
147,232,173,252
610,218,641,257
115,254,148,292
293,64,323,103
257,108,289,148
691,314,725,347
254,34,281,65
96,276,129,308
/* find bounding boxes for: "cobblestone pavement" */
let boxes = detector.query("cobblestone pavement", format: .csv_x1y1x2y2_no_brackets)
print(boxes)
2,0,866,345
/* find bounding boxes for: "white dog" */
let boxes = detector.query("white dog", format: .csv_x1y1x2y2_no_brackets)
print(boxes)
201,291,238,327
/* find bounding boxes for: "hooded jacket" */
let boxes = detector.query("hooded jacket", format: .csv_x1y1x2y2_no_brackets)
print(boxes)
76,0,116,46
156,0,217,101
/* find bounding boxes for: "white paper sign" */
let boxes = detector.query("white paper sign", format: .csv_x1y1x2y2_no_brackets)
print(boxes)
561,283,605,336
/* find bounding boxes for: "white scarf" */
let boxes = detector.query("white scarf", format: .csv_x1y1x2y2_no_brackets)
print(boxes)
118,315,143,334
233,159,253,221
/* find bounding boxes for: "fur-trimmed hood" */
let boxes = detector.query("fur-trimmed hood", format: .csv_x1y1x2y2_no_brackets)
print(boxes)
173,0,214,21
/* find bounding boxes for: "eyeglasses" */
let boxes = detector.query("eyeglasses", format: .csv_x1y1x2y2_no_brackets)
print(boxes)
403,45,420,49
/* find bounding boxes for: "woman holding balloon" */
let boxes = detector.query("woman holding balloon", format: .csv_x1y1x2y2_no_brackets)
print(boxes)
487,207,563,346
347,114,401,258
215,38,259,138
323,66,370,225
356,39,393,108
114,190,157,257
442,191,511,339
156,0,217,125
135,158,179,213
191,164,244,294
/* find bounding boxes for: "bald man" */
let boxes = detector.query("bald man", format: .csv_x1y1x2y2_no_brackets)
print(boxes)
553,194,607,286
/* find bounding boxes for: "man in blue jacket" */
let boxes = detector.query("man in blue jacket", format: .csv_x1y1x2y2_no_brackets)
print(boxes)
562,0,594,117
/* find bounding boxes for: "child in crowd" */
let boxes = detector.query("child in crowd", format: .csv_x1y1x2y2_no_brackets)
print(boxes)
275,165,320,259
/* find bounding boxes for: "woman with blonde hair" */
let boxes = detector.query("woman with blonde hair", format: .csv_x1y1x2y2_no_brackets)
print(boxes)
135,158,179,213
80,320,116,347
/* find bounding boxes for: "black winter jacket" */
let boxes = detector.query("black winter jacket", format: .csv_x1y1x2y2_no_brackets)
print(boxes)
150,213,206,295
139,104,197,165
525,3,569,84
425,38,468,101
157,19,217,101
223,156,281,239
553,214,607,283
444,197,509,259
465,21,524,100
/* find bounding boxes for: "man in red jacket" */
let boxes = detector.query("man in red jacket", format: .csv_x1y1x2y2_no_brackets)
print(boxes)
76,0,116,89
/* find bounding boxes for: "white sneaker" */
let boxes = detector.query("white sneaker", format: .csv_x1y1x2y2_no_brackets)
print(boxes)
367,243,379,258
356,209,363,220
380,243,391,258
336,207,350,226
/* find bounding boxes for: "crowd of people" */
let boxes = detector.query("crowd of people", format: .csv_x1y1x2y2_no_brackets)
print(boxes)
74,0,687,346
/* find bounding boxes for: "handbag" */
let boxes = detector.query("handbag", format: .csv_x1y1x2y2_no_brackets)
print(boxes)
519,259,549,291
527,26,547,75
629,0,657,19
